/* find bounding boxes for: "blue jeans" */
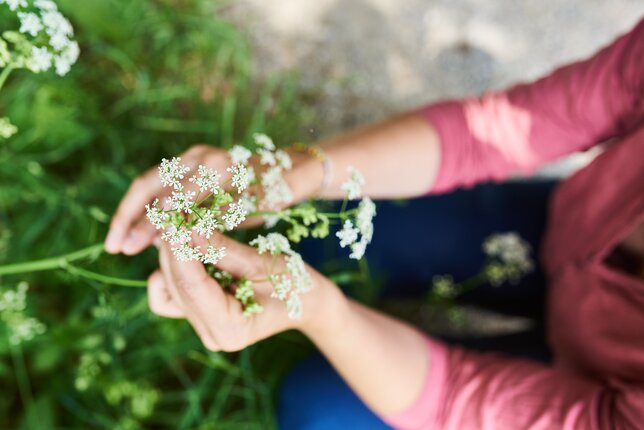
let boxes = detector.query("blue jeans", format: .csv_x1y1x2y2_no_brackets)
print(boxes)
278,181,557,430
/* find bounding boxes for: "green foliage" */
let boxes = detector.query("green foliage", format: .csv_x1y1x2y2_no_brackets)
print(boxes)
0,0,314,428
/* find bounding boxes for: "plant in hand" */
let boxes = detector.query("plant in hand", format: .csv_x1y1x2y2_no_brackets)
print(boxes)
145,133,377,319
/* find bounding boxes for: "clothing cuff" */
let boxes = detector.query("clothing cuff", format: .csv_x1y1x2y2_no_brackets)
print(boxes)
419,101,469,195
382,337,449,430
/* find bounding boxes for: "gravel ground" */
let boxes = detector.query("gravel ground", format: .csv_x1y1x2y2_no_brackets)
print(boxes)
228,0,644,134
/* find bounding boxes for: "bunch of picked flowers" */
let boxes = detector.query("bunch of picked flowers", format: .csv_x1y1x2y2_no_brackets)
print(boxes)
146,134,376,319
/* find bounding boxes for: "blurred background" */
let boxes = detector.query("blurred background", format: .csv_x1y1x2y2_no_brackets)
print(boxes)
0,0,642,428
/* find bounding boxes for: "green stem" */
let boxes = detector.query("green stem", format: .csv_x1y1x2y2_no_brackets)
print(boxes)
62,263,148,288
0,243,104,276
0,65,14,93
0,243,149,287
340,197,348,215
458,273,488,293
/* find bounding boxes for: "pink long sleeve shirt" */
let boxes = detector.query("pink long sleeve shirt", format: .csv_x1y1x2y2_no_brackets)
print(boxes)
384,18,644,430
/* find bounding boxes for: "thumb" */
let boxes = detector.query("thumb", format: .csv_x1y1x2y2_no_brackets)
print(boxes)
196,231,265,280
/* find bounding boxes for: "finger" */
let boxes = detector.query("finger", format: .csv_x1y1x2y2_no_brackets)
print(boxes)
202,231,266,280
147,270,185,318
121,217,160,256
105,168,162,254
159,241,250,351
158,245,223,350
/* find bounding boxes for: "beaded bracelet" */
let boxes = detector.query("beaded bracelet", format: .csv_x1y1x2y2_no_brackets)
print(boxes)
290,142,334,195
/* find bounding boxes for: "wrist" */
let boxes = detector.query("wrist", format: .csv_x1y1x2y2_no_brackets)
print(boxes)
297,276,350,340
285,150,326,203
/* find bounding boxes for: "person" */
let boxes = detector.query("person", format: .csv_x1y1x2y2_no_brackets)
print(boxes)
104,17,644,430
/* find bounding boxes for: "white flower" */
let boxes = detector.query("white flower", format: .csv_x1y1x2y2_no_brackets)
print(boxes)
238,193,257,213
270,275,292,301
263,215,280,229
263,181,293,209
193,210,219,238
261,166,282,187
275,150,292,170
1,0,27,11
9,316,46,345
49,31,70,51
227,164,251,193
202,245,226,265
35,0,57,11
0,283,46,346
0,117,18,139
0,282,28,312
52,41,79,75
41,10,73,36
261,166,293,209
60,39,79,63
29,46,52,72
166,189,196,213
433,275,457,298
189,165,221,194
483,232,533,272
286,293,302,320
341,166,365,200
253,133,275,150
356,198,376,233
145,199,169,229
349,238,368,260
336,219,359,248
161,227,191,245
222,201,247,230
18,12,43,36
159,157,190,189
285,253,312,293
250,232,291,255
53,55,71,75
172,244,202,262
258,148,276,166
229,145,252,165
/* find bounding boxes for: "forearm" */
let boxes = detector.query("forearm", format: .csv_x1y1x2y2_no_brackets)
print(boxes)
300,291,431,417
293,111,441,200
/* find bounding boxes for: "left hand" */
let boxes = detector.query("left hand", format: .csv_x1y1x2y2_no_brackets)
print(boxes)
147,232,344,352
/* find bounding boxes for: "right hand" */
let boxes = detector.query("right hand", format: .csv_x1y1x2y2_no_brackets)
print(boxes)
104,144,322,256
104,145,228,255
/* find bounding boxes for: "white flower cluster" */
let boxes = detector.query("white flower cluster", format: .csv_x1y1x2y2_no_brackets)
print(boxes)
0,116,18,139
1,0,80,76
483,232,534,286
251,133,294,209
336,170,376,260
149,157,231,264
146,138,376,320
250,233,313,319
341,166,365,200
0,282,46,345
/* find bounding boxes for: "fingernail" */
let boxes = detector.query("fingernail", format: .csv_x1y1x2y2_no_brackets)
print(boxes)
104,230,120,254
121,234,139,254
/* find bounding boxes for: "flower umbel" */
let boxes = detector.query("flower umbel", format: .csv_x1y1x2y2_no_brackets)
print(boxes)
145,137,374,319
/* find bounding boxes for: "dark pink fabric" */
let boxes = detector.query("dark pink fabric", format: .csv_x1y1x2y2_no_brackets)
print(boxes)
384,18,644,430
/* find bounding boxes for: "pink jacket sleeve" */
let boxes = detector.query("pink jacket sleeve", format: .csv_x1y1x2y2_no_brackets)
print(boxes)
383,338,643,430
422,18,644,194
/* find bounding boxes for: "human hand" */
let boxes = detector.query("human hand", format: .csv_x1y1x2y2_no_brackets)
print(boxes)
105,144,323,256
147,232,346,351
